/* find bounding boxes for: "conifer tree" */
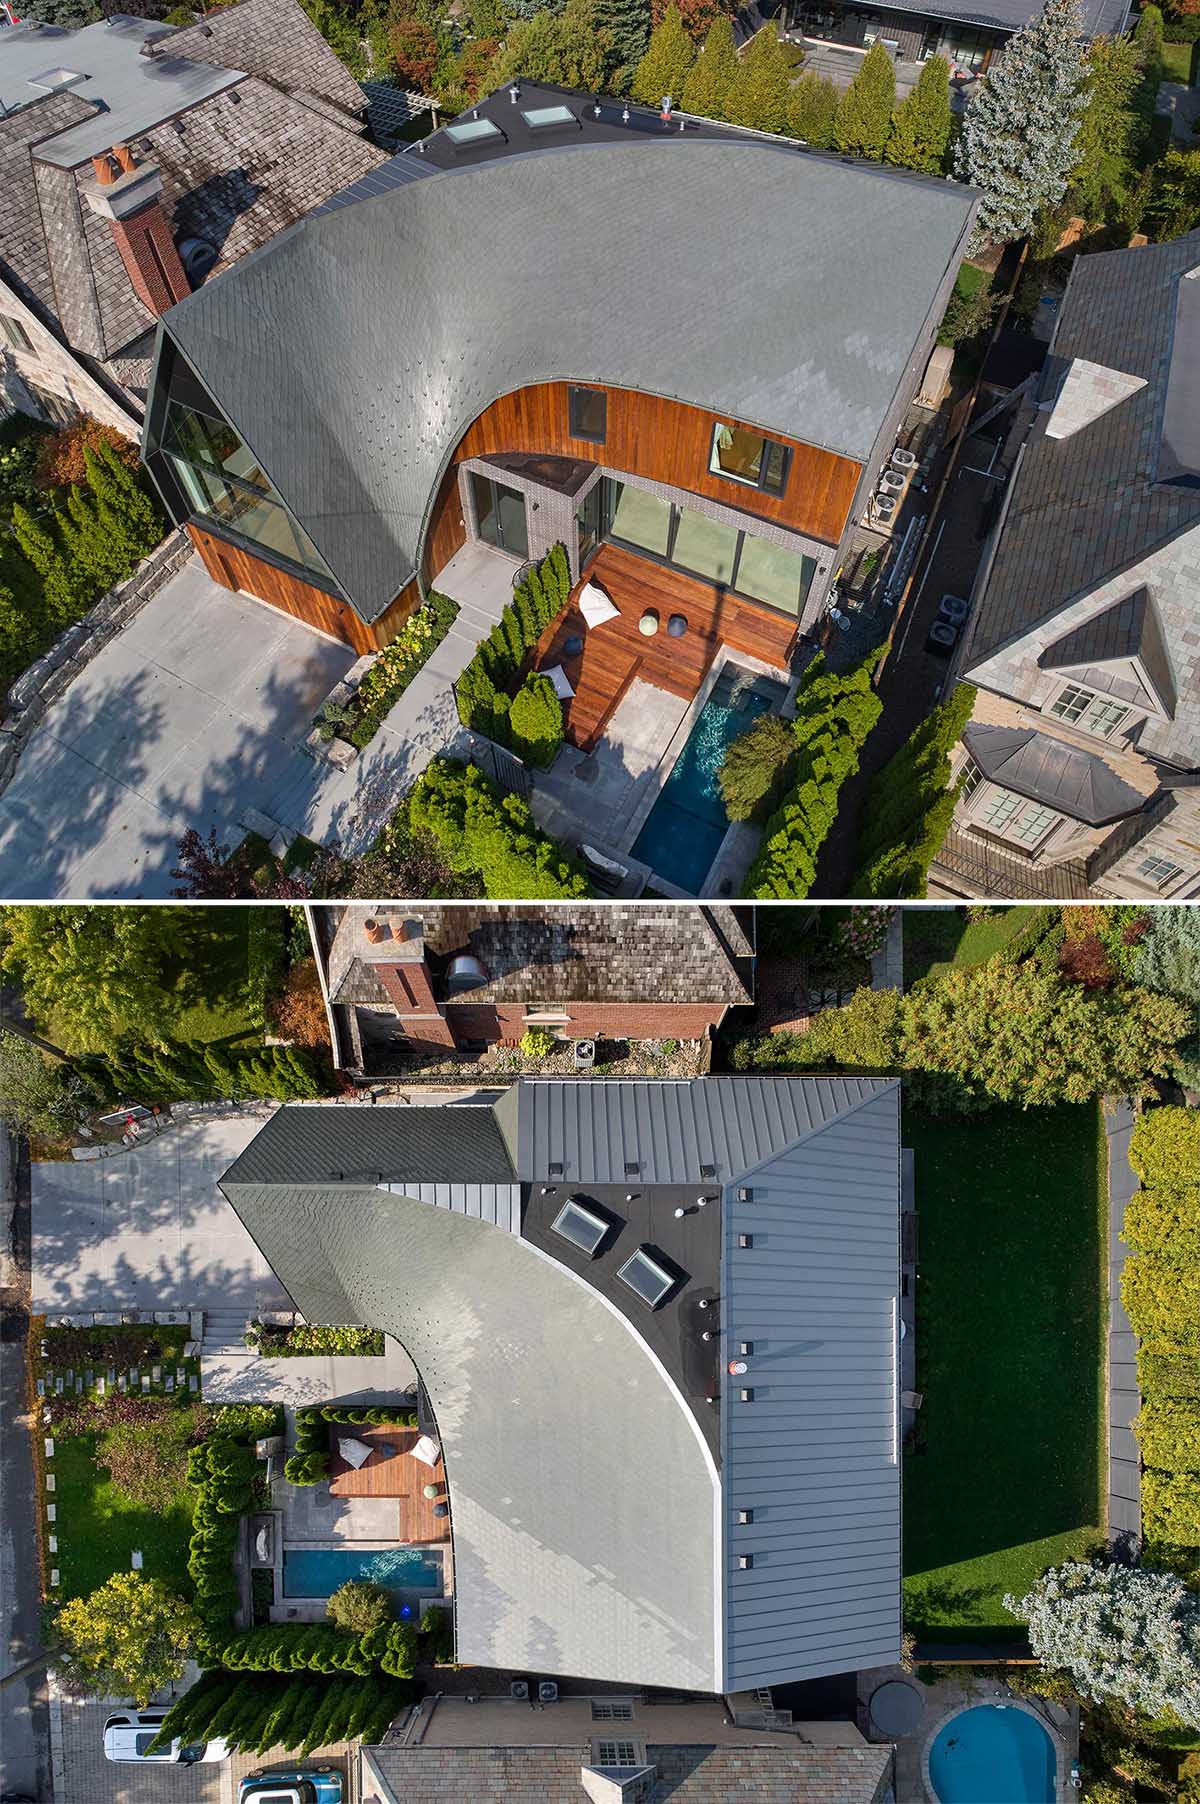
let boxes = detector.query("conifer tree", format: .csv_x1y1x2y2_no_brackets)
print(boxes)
681,15,738,120
955,0,1088,249
607,0,652,80
84,441,164,563
65,484,124,591
724,25,791,132
835,41,896,159
509,672,564,768
631,4,695,106
885,53,952,172
10,502,81,623
788,69,839,145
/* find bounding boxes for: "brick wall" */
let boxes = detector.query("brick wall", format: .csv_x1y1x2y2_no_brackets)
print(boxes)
444,1000,724,1045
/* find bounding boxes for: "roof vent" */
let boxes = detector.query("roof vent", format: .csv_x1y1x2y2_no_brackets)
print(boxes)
538,1681,558,1703
510,1679,529,1699
445,953,488,995
177,236,218,287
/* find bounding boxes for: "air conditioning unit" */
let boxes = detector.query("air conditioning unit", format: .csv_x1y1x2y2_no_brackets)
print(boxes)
574,1039,596,1070
538,1681,559,1703
511,1680,530,1700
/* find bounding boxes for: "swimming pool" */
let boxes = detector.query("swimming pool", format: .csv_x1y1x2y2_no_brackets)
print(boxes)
928,1704,1056,1803
631,664,788,894
282,1546,444,1599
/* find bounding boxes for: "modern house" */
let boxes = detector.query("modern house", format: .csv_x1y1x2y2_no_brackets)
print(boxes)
312,904,755,1071
360,1695,894,1802
140,81,975,659
777,0,1129,75
0,0,384,435
219,1077,903,1695
936,230,1200,902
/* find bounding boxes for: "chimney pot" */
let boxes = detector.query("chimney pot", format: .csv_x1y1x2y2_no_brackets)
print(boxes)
92,152,118,187
113,142,137,175
363,917,389,945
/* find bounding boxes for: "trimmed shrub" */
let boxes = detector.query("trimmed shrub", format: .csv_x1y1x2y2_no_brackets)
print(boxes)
284,1408,331,1485
851,684,976,898
1143,1470,1200,1546
631,3,695,104
455,544,571,739
150,1668,415,1758
319,1404,417,1427
508,671,564,769
1138,1349,1200,1402
408,758,590,899
77,1039,325,1107
419,1604,454,1665
680,15,737,118
1122,1255,1200,1352
1133,1400,1200,1472
835,40,895,159
789,70,839,146
520,1027,557,1058
885,53,952,172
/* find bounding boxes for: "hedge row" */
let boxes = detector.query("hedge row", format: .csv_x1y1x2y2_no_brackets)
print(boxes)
187,1430,263,1639
851,683,975,898
77,1039,325,1106
149,1667,411,1760
318,1404,417,1426
454,543,571,747
408,758,589,899
212,1620,418,1679
284,1406,332,1485
1124,1107,1200,1547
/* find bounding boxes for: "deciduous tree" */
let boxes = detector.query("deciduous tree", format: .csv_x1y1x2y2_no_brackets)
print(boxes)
490,0,621,91
56,1573,199,1706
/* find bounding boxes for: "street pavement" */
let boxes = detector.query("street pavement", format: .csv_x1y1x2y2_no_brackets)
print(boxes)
30,1112,291,1321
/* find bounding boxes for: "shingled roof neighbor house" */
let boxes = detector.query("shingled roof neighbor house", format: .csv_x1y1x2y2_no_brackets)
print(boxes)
0,0,384,434
313,904,755,1071
934,231,1200,902
219,1078,902,1695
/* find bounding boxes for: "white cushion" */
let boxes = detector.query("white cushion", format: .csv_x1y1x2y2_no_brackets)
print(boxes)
411,1433,442,1467
338,1436,373,1470
541,663,575,700
579,583,619,628
638,612,659,637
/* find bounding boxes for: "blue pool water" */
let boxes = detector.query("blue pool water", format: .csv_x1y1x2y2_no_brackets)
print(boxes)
631,665,788,894
283,1546,444,1599
929,1705,1056,1803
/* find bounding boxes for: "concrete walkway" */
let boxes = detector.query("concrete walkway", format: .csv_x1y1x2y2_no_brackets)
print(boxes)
201,1335,419,1404
1105,1095,1141,1545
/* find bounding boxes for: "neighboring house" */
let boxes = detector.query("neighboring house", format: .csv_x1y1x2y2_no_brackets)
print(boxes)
140,81,975,655
0,0,385,436
314,903,755,1071
778,0,1129,74
360,1695,893,1803
219,1077,903,1694
936,232,1200,902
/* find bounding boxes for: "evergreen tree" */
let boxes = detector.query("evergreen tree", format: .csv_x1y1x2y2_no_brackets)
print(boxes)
681,15,738,119
607,0,652,80
718,713,796,821
83,442,162,567
1070,33,1142,221
851,682,976,897
835,41,896,159
10,502,81,623
508,672,564,768
631,4,696,106
955,0,1088,250
724,26,791,133
63,485,120,592
885,54,952,172
788,70,839,145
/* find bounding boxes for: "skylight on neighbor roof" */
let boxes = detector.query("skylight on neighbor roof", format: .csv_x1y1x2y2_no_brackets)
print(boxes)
445,117,503,145
26,68,89,94
616,1248,675,1308
550,1198,608,1257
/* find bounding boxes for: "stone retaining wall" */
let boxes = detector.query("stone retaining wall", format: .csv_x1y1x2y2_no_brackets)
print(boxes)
0,527,191,794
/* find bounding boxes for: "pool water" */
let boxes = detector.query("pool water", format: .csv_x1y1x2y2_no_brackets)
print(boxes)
929,1705,1056,1803
631,664,788,894
282,1546,444,1598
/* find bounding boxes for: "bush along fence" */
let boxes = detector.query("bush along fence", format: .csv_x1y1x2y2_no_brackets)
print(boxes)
284,1403,418,1484
745,651,882,899
851,684,977,898
148,1667,412,1760
312,591,460,759
187,1410,282,1645
454,542,571,762
1123,1107,1200,1548
408,757,590,899
75,1040,327,1107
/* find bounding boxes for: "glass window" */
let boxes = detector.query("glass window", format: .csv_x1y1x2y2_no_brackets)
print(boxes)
523,104,578,129
960,756,984,802
1137,854,1182,889
444,117,503,144
569,386,606,443
607,479,672,556
1008,801,1056,844
975,782,1057,847
616,1248,675,1308
733,534,815,617
671,507,738,583
1049,682,1130,738
550,1198,608,1256
976,787,1021,832
709,421,790,495
0,313,34,353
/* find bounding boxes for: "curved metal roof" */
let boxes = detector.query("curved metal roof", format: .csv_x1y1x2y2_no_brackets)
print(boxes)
159,133,976,620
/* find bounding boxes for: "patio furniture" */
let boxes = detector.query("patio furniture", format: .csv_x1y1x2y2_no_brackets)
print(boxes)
423,1482,440,1500
639,610,659,637
564,633,585,656
542,662,576,700
579,582,619,629
667,613,687,638
338,1436,373,1469
433,1502,449,1519
411,1433,441,1467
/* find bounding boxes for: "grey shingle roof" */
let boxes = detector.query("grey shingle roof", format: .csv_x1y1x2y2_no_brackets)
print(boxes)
963,721,1146,824
158,124,976,622
871,0,1126,30
1038,586,1177,717
219,1078,901,1692
220,1102,515,1187
325,903,754,1008
165,0,369,119
961,232,1200,669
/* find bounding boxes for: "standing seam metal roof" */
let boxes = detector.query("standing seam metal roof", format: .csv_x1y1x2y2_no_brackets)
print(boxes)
159,135,976,622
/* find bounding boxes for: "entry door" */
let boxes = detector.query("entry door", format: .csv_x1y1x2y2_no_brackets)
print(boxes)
576,482,603,569
472,472,529,559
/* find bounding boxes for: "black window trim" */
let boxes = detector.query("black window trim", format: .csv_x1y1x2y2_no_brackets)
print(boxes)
709,418,791,497
568,385,607,444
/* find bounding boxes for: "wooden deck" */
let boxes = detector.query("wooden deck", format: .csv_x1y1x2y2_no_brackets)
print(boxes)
327,1422,449,1546
531,544,798,753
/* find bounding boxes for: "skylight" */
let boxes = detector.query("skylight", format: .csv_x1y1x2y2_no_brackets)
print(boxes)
616,1248,675,1308
445,117,503,146
550,1197,608,1257
522,104,578,130
26,68,88,93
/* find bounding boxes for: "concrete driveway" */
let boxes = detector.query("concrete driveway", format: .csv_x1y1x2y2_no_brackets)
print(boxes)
31,1111,291,1322
0,560,354,900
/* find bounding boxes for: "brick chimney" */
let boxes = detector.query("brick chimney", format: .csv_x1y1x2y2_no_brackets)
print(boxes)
81,145,191,317
358,912,457,1049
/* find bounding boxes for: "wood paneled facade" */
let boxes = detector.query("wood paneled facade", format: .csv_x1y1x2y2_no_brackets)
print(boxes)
420,380,862,588
188,525,419,654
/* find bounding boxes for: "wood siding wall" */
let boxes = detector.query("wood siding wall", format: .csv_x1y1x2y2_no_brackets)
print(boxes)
419,380,861,587
188,526,419,653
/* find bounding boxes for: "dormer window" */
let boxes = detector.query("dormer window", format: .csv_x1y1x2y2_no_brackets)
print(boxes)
1049,683,1131,739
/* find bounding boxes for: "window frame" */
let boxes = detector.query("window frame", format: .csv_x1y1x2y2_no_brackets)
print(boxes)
0,313,34,353
616,1247,676,1308
967,776,1060,852
1136,853,1183,890
709,420,791,497
1049,681,1132,740
550,1198,609,1257
568,386,607,444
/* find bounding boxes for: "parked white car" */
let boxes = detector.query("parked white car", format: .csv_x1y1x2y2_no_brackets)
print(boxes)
102,1709,231,1765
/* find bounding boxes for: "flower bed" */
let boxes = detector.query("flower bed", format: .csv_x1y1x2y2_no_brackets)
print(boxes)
245,1321,384,1357
316,593,459,752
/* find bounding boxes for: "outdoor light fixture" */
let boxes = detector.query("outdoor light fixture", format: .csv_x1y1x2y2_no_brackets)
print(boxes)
728,1359,748,1377
698,1295,717,1310
738,1234,753,1249
701,1331,714,1343
593,102,601,117
739,1341,754,1357
737,1186,752,1203
622,105,630,122
737,1508,753,1525
625,1193,637,1203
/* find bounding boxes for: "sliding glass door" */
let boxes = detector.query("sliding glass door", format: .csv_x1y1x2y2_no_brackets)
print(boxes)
471,472,529,559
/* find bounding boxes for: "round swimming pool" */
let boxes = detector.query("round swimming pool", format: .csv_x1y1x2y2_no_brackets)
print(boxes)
928,1704,1056,1803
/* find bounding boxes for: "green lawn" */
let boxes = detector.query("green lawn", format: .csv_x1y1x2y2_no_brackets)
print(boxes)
1161,39,1196,83
903,906,1037,986
953,261,990,301
903,1101,1108,1640
51,1430,195,1602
